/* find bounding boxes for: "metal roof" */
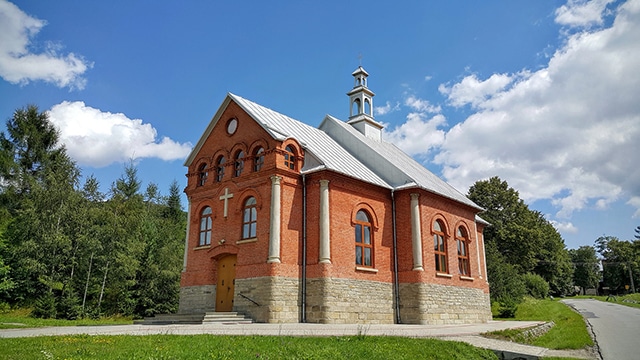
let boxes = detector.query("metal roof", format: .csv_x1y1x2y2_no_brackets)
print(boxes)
229,94,391,189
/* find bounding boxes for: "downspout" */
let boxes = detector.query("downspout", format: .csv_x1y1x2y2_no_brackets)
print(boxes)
301,173,307,323
391,189,401,324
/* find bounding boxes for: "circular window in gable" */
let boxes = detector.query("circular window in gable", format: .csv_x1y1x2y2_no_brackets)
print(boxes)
226,118,238,135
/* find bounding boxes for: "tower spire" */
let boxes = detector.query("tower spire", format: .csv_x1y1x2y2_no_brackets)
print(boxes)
347,66,383,140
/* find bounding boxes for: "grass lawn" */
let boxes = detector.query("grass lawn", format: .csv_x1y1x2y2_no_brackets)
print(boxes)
574,293,640,309
486,297,593,350
0,308,132,329
0,334,498,360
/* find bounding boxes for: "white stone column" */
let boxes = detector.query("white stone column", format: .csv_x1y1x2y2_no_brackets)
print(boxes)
474,221,482,278
319,180,331,264
268,176,282,263
182,198,191,272
410,193,424,271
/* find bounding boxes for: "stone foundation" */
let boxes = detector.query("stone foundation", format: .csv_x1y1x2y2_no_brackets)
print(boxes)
234,276,300,323
306,277,394,324
178,285,215,314
399,282,491,324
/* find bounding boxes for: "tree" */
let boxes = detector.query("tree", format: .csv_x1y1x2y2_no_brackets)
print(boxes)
635,225,640,240
468,176,573,299
569,246,600,295
595,236,639,293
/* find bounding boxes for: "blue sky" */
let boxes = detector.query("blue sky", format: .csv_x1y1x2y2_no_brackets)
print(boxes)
1,0,638,250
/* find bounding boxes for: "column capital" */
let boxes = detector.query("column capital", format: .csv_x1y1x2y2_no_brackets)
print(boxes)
270,175,282,185
319,179,330,187
410,193,420,200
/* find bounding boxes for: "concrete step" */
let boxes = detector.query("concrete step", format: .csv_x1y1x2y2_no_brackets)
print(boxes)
138,312,254,325
203,312,253,324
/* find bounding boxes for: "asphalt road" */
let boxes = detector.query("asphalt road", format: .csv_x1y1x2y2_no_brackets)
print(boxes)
563,298,640,360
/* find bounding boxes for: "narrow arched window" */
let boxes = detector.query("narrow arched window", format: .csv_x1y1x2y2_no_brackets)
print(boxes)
433,220,448,273
456,227,470,276
242,197,257,239
355,210,373,267
216,156,226,182
197,163,208,186
284,145,296,170
234,151,244,177
254,147,264,172
199,207,212,246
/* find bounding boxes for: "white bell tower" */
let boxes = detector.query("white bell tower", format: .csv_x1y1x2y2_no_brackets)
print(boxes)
347,66,383,141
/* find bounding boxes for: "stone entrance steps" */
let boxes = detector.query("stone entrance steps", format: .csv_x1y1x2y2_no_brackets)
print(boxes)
137,312,253,325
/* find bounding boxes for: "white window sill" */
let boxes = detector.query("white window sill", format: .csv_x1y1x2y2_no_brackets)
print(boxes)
236,238,257,244
460,276,474,281
194,245,211,250
355,266,378,273
436,272,452,278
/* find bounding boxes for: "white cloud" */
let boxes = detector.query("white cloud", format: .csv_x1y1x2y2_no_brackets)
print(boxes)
438,73,514,108
433,0,640,218
404,95,441,113
374,101,400,116
48,101,192,167
555,0,615,28
0,0,91,89
383,113,446,156
550,220,578,234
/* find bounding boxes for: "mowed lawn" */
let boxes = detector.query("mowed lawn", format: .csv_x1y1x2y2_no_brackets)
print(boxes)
0,334,498,360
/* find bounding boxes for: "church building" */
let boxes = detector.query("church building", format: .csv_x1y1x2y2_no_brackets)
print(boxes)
179,67,492,324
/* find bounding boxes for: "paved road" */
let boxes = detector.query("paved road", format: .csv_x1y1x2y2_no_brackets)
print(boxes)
563,299,640,360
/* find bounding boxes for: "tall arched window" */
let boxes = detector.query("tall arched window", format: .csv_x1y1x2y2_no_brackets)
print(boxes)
216,156,226,182
284,145,296,170
456,227,470,276
234,151,244,177
199,206,212,246
355,210,373,267
433,220,448,273
254,147,264,172
197,163,208,186
242,197,257,239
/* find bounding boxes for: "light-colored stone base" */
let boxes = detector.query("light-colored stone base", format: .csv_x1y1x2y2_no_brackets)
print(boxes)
306,277,394,324
234,276,300,323
178,285,215,314
399,282,491,324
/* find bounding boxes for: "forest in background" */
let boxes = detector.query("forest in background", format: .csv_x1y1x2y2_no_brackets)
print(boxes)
0,105,186,319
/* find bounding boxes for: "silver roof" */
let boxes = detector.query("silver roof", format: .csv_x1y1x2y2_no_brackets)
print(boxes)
319,115,482,210
230,94,391,189
186,93,480,210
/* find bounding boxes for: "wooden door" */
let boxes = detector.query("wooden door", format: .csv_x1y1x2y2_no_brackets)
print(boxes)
215,255,236,312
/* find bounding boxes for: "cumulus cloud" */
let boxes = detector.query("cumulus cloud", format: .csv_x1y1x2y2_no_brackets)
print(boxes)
439,73,514,108
555,0,616,28
404,95,441,113
383,112,446,156
433,0,640,219
0,0,91,89
550,220,578,234
48,101,192,167
374,101,400,116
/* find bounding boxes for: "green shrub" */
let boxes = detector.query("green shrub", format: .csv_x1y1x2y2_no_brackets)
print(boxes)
522,273,550,299
57,291,82,320
31,293,56,319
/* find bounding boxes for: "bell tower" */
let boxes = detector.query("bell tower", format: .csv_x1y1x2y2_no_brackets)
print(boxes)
347,66,383,140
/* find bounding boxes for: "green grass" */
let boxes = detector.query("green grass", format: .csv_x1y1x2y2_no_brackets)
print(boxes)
0,334,498,360
573,293,640,309
486,297,593,350
0,308,132,329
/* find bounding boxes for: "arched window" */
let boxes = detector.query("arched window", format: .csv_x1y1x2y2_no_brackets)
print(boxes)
354,210,373,267
199,207,212,246
433,220,448,273
234,151,244,177
216,156,226,182
352,98,361,115
254,147,264,172
364,98,371,115
456,227,470,276
197,163,208,186
242,197,257,239
284,145,296,170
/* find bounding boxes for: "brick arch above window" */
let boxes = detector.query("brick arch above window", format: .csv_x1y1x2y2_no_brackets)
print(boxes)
429,214,451,235
350,202,379,230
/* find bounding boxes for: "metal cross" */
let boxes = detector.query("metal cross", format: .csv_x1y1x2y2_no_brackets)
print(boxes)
219,187,234,218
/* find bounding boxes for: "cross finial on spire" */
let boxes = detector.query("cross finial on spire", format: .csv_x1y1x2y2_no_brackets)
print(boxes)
358,53,363,66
